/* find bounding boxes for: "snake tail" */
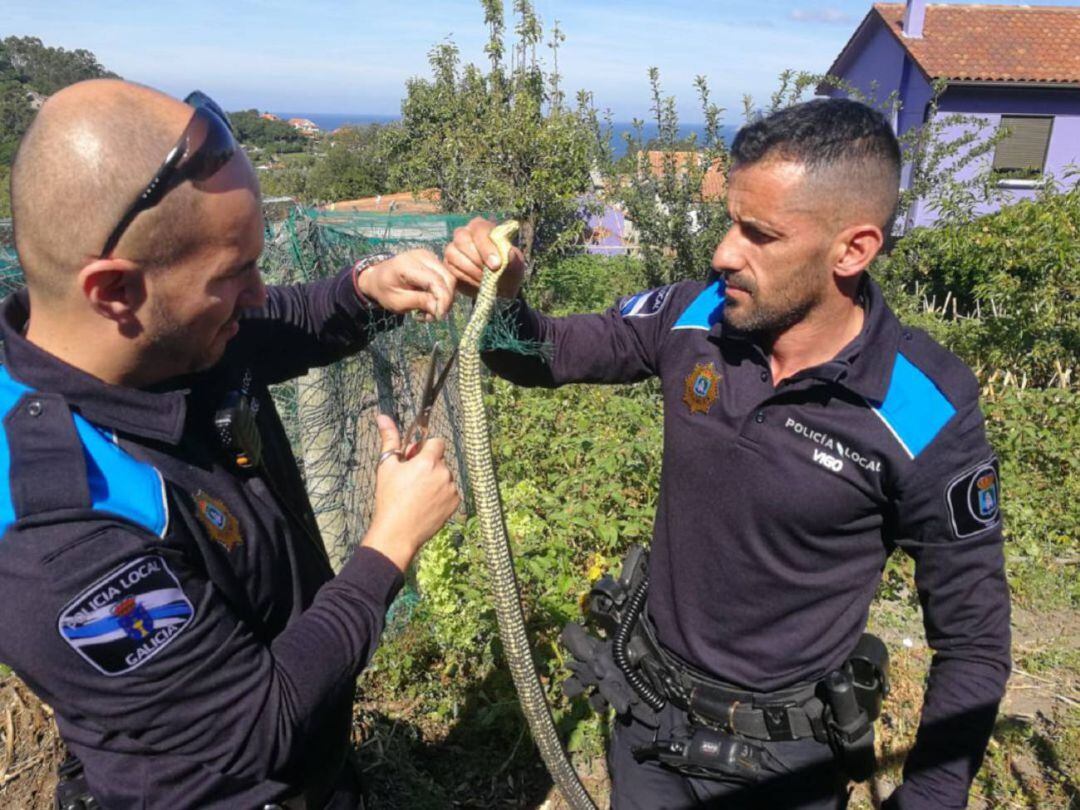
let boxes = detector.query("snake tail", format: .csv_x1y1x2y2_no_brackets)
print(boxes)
458,220,597,810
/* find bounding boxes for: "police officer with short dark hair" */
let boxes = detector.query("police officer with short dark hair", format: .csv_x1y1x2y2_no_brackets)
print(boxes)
446,99,1010,809
1,79,462,809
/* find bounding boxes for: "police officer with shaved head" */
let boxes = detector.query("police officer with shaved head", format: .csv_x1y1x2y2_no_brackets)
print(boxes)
446,99,1010,809
0,79,462,809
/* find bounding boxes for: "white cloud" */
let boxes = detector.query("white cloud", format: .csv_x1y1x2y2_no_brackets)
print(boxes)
789,8,853,24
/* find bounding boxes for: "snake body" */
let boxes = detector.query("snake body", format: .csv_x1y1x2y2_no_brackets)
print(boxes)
458,221,597,810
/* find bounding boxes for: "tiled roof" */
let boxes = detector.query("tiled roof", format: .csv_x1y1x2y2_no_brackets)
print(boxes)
873,3,1080,84
324,189,442,214
640,151,726,201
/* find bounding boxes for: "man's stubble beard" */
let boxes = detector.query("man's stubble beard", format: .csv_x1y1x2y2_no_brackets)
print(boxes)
145,298,220,377
722,262,828,335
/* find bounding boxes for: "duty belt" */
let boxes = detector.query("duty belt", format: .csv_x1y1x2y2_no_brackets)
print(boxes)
636,613,829,743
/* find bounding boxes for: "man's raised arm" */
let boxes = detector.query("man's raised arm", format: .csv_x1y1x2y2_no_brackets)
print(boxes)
444,217,689,388
232,250,455,384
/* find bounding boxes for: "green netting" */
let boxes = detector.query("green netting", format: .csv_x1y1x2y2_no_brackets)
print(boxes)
0,208,549,627
0,221,19,289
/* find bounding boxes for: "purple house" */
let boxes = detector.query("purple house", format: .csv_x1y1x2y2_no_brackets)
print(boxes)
821,1,1080,228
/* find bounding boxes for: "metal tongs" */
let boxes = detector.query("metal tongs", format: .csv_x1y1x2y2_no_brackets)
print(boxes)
400,342,458,458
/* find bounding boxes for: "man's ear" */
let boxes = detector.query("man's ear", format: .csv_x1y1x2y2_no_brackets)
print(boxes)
832,223,884,281
77,259,145,323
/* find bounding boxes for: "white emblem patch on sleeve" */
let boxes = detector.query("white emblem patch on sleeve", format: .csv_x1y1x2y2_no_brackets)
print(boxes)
57,556,195,677
945,458,1001,539
619,286,671,318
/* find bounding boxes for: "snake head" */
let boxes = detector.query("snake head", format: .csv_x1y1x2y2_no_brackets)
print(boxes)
490,220,521,274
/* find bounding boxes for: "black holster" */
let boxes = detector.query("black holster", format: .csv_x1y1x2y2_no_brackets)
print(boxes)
819,634,890,782
587,544,666,712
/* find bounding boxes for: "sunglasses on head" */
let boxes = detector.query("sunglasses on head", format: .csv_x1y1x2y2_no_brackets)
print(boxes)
100,91,237,257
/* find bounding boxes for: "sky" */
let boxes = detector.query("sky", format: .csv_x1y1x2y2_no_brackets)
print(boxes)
3,1,1078,122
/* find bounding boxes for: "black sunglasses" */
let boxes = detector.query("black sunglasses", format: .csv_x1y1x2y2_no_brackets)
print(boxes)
100,91,236,257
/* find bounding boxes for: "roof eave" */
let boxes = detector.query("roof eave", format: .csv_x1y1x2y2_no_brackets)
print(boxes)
817,8,883,95
940,78,1080,90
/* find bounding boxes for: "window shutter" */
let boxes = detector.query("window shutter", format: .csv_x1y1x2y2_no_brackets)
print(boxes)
993,116,1053,173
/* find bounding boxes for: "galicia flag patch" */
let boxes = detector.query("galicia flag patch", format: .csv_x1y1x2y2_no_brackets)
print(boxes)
619,286,670,319
57,556,194,676
945,458,1001,539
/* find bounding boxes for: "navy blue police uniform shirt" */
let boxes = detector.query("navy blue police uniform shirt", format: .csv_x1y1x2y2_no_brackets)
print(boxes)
0,267,405,809
485,274,1011,810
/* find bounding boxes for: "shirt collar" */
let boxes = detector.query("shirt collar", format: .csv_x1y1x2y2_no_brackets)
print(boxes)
837,274,902,403
708,273,901,402
1,291,188,444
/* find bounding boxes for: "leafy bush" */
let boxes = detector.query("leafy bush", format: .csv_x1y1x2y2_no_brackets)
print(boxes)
984,388,1080,606
877,185,1080,387
526,254,651,314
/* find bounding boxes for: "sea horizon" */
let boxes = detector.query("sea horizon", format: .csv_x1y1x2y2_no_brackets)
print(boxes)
273,112,731,155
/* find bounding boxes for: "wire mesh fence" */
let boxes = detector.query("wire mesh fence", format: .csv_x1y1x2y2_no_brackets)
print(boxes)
261,207,482,571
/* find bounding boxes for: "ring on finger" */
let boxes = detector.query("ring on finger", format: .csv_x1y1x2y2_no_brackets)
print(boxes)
377,449,401,466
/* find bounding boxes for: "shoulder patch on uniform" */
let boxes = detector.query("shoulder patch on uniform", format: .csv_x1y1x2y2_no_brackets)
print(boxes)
672,279,725,331
0,365,168,538
869,352,956,459
619,286,672,319
945,457,1001,539
57,556,194,676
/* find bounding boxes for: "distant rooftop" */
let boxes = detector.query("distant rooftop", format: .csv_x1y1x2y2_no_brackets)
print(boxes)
828,3,1080,85
324,189,442,215
640,151,726,201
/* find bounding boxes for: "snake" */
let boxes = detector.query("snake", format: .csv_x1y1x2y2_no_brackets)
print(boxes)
457,220,597,810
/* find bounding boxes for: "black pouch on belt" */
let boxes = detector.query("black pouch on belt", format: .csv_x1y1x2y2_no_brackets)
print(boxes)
632,725,764,782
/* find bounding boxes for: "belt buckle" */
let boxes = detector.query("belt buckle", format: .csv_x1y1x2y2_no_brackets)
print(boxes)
762,704,796,741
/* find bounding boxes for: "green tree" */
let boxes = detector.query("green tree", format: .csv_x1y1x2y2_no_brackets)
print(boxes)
304,125,392,203
613,69,730,285
256,125,395,205
228,109,308,154
0,80,37,165
0,164,11,218
0,36,117,96
387,0,605,264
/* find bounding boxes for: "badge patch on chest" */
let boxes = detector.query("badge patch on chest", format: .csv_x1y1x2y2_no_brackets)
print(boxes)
683,362,721,415
57,556,195,676
195,490,243,551
946,458,1001,539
